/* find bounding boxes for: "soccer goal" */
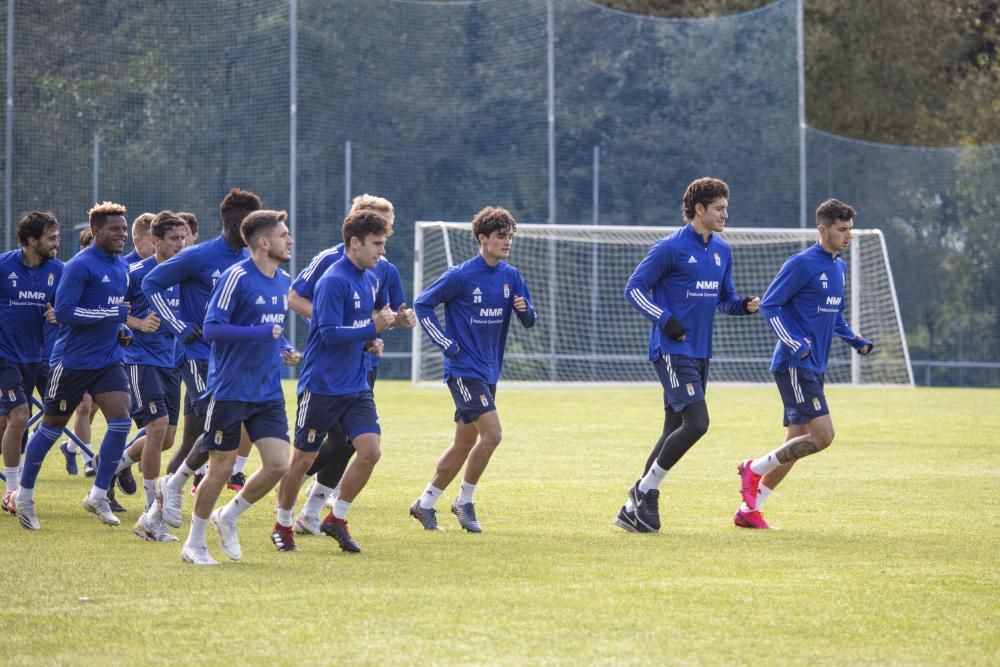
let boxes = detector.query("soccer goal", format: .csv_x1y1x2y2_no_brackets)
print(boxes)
412,222,914,387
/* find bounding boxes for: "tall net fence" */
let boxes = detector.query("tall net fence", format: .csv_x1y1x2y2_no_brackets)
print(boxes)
2,0,997,385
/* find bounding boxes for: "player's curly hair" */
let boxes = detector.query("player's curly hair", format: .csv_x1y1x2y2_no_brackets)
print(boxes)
16,211,59,246
350,194,395,226
343,209,392,247
151,210,188,240
471,206,517,243
219,188,262,229
682,177,729,221
815,199,857,226
88,201,127,228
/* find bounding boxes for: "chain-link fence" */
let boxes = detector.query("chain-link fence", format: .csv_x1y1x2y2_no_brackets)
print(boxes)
2,0,996,385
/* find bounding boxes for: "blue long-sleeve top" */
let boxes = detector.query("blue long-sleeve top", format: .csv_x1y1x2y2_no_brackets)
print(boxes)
415,254,536,384
202,258,290,402
625,224,750,361
297,256,379,396
124,256,184,368
142,235,248,361
0,250,63,364
49,245,129,370
292,243,406,370
760,243,869,373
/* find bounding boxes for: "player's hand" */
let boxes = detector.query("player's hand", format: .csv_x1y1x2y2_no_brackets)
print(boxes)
271,324,283,340
742,296,760,314
281,347,301,366
797,337,812,360
134,311,160,333
373,304,395,333
393,303,416,329
365,338,385,357
664,315,686,341
856,336,874,355
118,328,133,347
45,303,58,325
513,295,528,312
184,323,202,344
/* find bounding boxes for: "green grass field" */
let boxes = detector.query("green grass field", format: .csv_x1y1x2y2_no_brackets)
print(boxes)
5,382,999,665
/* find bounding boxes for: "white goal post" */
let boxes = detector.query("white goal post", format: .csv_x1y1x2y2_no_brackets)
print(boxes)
412,222,914,387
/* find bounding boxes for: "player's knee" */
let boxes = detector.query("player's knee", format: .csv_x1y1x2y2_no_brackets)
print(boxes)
5,405,29,430
357,445,381,466
682,403,710,439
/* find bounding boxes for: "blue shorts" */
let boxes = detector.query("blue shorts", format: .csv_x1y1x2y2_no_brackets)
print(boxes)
0,359,42,416
202,398,289,452
293,389,380,452
774,367,829,426
128,364,182,427
35,364,50,401
448,377,497,424
180,358,210,417
43,361,130,417
653,354,708,412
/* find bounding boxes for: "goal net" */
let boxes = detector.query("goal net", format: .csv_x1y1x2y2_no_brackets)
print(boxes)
412,222,914,387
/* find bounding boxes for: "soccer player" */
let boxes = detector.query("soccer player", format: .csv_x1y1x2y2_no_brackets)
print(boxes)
287,194,407,536
177,212,199,246
116,211,188,540
274,208,410,553
615,177,760,534
735,199,873,529
0,212,63,513
15,202,134,529
123,212,156,265
59,227,100,477
180,209,297,565
143,188,261,529
410,206,536,533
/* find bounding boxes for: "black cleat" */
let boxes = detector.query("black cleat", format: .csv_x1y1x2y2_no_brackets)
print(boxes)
451,502,482,533
84,455,96,478
320,514,361,553
116,466,137,495
614,504,651,533
271,523,299,552
628,481,660,532
107,485,127,513
227,471,246,492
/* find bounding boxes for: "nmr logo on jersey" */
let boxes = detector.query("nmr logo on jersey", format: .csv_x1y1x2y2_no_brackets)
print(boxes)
108,296,125,304
260,313,285,324
826,296,842,306
695,281,719,290
18,291,46,300
480,308,503,317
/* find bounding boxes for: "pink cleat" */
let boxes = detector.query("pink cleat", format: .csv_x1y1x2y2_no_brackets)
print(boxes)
738,459,762,508
734,509,771,529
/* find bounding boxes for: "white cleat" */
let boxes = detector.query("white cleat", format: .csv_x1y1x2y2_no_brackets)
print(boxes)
133,511,180,542
83,495,121,526
160,476,184,529
181,542,218,565
294,513,323,536
210,508,241,561
15,492,40,530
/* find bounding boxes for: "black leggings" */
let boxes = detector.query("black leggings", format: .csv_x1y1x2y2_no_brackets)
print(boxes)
306,425,355,488
643,400,710,473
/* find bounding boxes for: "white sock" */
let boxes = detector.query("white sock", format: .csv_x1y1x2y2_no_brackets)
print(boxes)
114,452,135,475
638,462,668,493
740,483,773,513
418,483,443,510
167,462,195,491
302,482,335,518
219,492,253,523
332,498,351,520
18,486,34,502
143,479,156,509
196,463,208,476
188,515,208,547
232,455,248,475
65,441,78,454
87,486,107,503
276,507,293,528
457,481,476,505
80,447,94,464
750,449,783,475
4,466,19,493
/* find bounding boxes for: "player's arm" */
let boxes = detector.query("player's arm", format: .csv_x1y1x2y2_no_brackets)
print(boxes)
53,263,128,326
125,265,160,333
414,270,460,356
288,288,312,320
142,249,196,340
716,255,760,316
833,310,874,355
511,273,537,328
202,269,279,343
759,258,813,359
624,241,684,341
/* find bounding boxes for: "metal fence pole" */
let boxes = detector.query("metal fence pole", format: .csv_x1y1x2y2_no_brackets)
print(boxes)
288,0,299,372
797,0,807,229
4,0,14,248
344,140,352,216
546,0,557,381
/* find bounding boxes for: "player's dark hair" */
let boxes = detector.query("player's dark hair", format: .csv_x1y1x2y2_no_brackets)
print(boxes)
219,188,262,229
151,210,188,239
342,209,392,247
682,177,729,221
241,209,287,247
16,210,59,246
177,211,198,237
471,206,517,243
88,201,127,228
815,198,857,227
78,227,94,249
